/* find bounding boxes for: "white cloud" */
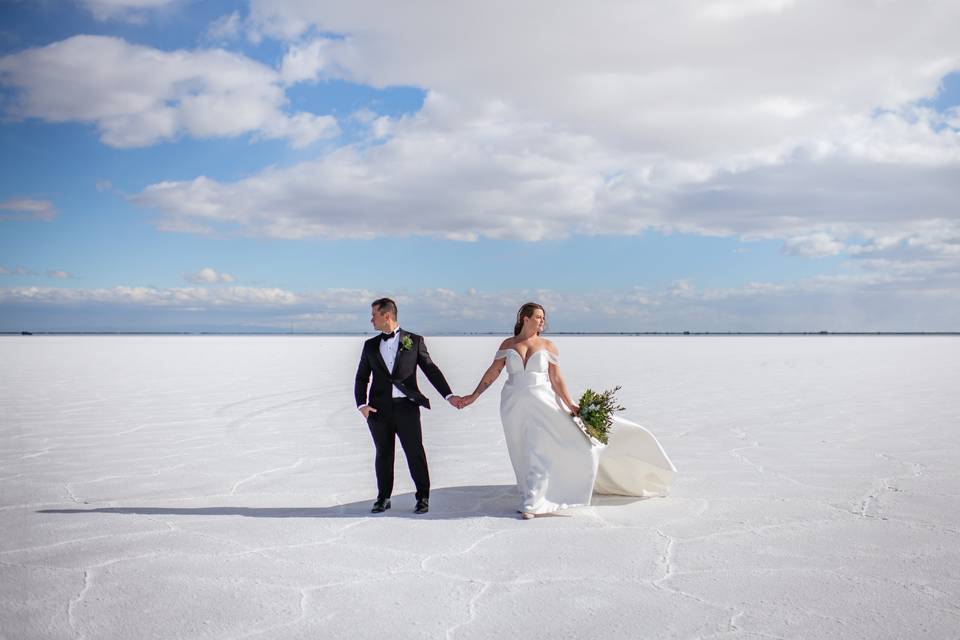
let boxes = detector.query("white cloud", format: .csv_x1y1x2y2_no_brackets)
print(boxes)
257,111,340,148
668,280,698,299
246,0,959,159
207,11,242,41
0,198,57,221
0,36,338,148
126,3,960,278
131,93,960,260
185,267,236,284
0,266,33,276
781,233,847,258
1,266,76,278
0,285,300,307
78,0,179,22
697,0,797,22
132,94,612,241
279,39,330,86
3,275,959,332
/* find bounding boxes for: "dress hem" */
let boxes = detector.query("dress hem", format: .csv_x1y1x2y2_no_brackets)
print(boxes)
523,501,590,515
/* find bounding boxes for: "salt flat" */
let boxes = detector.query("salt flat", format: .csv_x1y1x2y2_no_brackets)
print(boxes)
1,335,958,639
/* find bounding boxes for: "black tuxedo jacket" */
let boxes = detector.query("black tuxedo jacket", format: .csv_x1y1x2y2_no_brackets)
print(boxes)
354,329,453,411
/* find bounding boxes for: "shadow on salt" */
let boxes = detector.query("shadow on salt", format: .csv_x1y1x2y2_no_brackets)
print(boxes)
38,484,651,520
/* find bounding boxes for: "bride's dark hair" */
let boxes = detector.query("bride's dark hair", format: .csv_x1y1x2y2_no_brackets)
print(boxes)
513,302,546,336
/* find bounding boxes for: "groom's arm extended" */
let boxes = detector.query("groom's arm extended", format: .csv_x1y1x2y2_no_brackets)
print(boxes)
354,346,372,409
416,336,453,400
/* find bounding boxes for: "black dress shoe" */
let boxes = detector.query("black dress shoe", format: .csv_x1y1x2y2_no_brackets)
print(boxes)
414,499,429,514
371,499,391,513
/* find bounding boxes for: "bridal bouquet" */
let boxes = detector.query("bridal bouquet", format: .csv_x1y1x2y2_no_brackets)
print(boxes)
573,386,625,445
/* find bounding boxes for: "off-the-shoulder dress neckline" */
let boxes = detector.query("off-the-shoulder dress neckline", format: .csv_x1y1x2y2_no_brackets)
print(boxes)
502,348,554,369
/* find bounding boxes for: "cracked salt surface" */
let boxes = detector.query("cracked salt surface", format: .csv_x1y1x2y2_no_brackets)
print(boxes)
2,335,959,638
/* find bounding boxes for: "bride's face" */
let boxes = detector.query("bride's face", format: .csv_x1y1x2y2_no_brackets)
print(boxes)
524,309,545,334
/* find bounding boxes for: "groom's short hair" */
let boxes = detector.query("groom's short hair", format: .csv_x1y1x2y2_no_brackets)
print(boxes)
372,297,398,319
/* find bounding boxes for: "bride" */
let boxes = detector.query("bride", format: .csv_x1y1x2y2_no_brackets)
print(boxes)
459,302,676,519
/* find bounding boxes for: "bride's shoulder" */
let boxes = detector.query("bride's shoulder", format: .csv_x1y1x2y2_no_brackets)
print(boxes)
540,338,559,355
493,338,515,362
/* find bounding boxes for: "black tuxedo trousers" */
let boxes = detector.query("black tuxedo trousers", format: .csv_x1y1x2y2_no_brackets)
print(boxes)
367,398,429,501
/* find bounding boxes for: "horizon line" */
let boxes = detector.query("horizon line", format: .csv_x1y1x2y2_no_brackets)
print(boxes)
3,331,959,337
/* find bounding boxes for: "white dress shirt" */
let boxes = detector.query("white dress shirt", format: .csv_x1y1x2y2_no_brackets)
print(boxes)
379,327,407,399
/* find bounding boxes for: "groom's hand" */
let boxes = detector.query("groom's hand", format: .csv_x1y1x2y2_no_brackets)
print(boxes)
447,395,464,409
359,405,377,419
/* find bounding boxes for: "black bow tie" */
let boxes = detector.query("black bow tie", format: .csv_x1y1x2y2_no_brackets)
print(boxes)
380,331,396,341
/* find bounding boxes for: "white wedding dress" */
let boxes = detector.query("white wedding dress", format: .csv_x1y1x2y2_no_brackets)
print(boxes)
496,348,677,514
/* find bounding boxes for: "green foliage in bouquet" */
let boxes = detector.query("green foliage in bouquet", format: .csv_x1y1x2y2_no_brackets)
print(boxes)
576,386,625,445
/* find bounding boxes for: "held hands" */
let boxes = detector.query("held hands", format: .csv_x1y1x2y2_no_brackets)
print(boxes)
448,395,468,410
447,394,475,410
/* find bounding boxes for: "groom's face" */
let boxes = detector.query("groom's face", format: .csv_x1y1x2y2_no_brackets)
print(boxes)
371,306,393,332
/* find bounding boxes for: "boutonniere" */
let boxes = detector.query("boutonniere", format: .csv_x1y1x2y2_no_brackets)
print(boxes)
400,335,413,352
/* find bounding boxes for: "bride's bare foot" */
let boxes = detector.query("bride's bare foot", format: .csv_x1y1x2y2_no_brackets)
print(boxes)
521,512,535,520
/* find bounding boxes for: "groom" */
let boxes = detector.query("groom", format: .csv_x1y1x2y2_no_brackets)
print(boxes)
355,298,461,514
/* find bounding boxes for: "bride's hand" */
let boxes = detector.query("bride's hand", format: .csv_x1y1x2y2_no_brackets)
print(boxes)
569,404,579,416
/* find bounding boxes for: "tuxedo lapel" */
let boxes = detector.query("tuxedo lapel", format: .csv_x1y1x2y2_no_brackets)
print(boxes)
371,339,390,375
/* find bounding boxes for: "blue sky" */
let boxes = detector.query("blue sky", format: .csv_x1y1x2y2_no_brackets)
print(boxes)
1,1,958,332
